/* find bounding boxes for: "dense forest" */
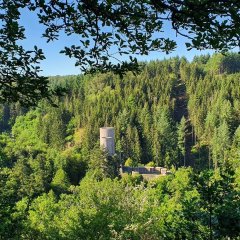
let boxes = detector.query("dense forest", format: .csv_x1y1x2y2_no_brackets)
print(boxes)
0,53,239,239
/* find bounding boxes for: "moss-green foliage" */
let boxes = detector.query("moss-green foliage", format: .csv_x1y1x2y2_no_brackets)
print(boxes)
0,54,240,239
19,168,240,239
205,53,240,74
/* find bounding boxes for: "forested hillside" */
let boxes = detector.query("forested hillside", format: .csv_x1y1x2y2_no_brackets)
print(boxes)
0,53,239,239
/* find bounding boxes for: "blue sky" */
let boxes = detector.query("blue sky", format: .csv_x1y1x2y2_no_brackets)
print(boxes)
20,10,215,76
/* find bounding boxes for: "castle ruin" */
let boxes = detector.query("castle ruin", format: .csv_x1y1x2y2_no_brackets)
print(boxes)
99,127,170,179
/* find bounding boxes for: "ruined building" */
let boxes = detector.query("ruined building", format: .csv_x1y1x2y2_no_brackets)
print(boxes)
99,127,169,179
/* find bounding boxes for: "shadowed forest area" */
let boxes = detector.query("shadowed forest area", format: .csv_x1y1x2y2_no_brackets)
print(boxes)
0,53,240,239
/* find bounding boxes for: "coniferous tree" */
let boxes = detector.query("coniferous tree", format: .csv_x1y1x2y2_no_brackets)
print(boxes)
177,116,187,166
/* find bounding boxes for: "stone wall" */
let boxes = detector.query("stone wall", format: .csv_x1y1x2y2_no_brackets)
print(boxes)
121,166,170,178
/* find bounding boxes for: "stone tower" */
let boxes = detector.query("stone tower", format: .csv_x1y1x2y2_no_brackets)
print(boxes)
100,127,115,156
